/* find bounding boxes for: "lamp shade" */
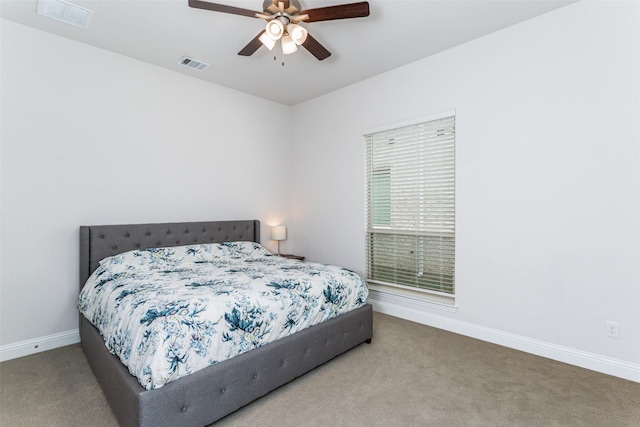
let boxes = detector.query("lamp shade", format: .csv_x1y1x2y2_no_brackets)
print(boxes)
265,19,284,40
270,225,287,241
259,31,276,50
281,35,298,55
287,24,308,45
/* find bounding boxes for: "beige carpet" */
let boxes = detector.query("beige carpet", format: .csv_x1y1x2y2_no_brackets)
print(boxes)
2,312,639,426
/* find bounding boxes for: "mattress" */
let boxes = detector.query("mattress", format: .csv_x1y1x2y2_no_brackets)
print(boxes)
78,241,368,390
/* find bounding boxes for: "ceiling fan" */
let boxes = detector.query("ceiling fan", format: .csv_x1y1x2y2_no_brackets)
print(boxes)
188,0,370,60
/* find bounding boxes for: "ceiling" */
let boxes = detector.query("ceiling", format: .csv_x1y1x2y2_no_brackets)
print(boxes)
1,0,574,106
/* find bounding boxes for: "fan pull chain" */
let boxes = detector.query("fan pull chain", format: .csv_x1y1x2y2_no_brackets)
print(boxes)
271,46,285,67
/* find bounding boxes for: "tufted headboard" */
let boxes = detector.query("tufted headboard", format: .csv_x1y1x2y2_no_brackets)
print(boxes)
79,220,260,289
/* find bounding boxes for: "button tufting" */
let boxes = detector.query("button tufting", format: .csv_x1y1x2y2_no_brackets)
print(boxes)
112,245,118,250
181,406,188,412
280,361,285,367
166,230,172,235
253,373,258,379
146,232,151,236
99,234,105,239
124,232,130,238
220,388,226,394
135,244,141,248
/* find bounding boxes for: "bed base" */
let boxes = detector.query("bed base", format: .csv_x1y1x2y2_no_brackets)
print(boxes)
78,220,373,426
81,305,372,426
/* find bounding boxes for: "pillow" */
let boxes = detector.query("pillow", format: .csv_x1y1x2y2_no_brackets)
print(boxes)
216,241,272,258
98,246,185,270
98,241,271,269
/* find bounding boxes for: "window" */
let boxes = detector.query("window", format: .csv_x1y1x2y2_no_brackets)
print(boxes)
371,168,391,227
365,114,455,301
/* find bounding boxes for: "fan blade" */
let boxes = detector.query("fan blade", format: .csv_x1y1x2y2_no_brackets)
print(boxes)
285,2,299,14
268,0,297,14
255,12,274,20
188,0,260,18
266,3,279,13
302,33,331,61
238,31,266,56
301,1,369,23
271,0,290,10
290,13,309,23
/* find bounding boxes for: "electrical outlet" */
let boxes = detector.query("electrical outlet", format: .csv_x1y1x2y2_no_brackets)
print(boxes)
606,321,619,338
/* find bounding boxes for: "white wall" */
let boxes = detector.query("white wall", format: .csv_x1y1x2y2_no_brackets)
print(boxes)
0,20,292,349
2,1,639,381
291,1,640,378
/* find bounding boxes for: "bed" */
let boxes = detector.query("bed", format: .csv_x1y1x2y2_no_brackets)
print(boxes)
79,220,373,427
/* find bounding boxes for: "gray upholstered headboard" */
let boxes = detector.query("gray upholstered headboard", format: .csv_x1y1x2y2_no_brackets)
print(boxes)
79,220,260,289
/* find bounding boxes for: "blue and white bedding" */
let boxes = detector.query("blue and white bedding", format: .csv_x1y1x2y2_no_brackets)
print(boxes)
78,241,368,390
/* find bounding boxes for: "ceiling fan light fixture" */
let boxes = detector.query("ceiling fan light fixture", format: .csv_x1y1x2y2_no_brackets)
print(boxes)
265,19,284,40
190,0,371,61
281,35,298,54
287,23,307,45
259,32,276,50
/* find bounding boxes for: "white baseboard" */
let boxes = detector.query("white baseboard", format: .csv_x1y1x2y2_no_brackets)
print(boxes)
3,296,639,384
368,289,640,383
0,329,80,362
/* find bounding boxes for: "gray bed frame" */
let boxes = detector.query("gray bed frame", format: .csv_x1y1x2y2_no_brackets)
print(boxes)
79,220,373,427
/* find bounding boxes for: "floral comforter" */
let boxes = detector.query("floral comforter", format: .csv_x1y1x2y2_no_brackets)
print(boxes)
78,241,368,390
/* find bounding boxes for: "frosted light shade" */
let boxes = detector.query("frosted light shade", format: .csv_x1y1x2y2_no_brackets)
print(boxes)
281,35,298,55
265,19,284,40
287,24,308,45
259,32,276,50
270,225,287,241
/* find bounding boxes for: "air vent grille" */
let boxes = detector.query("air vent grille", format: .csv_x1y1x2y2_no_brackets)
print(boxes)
178,56,209,71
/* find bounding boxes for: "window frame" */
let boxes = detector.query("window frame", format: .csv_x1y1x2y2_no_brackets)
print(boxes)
364,111,456,303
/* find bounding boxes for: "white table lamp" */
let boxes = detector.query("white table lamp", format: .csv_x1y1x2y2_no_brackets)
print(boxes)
270,225,287,256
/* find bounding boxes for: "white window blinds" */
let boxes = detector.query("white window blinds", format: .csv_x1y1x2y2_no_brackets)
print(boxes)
365,115,455,297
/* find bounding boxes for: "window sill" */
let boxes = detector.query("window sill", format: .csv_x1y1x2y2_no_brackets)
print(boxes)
367,283,458,313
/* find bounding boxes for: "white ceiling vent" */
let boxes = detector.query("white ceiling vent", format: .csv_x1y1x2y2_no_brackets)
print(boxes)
178,56,209,71
37,0,93,29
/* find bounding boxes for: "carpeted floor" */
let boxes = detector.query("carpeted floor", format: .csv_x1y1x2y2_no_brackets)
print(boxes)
2,312,639,426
